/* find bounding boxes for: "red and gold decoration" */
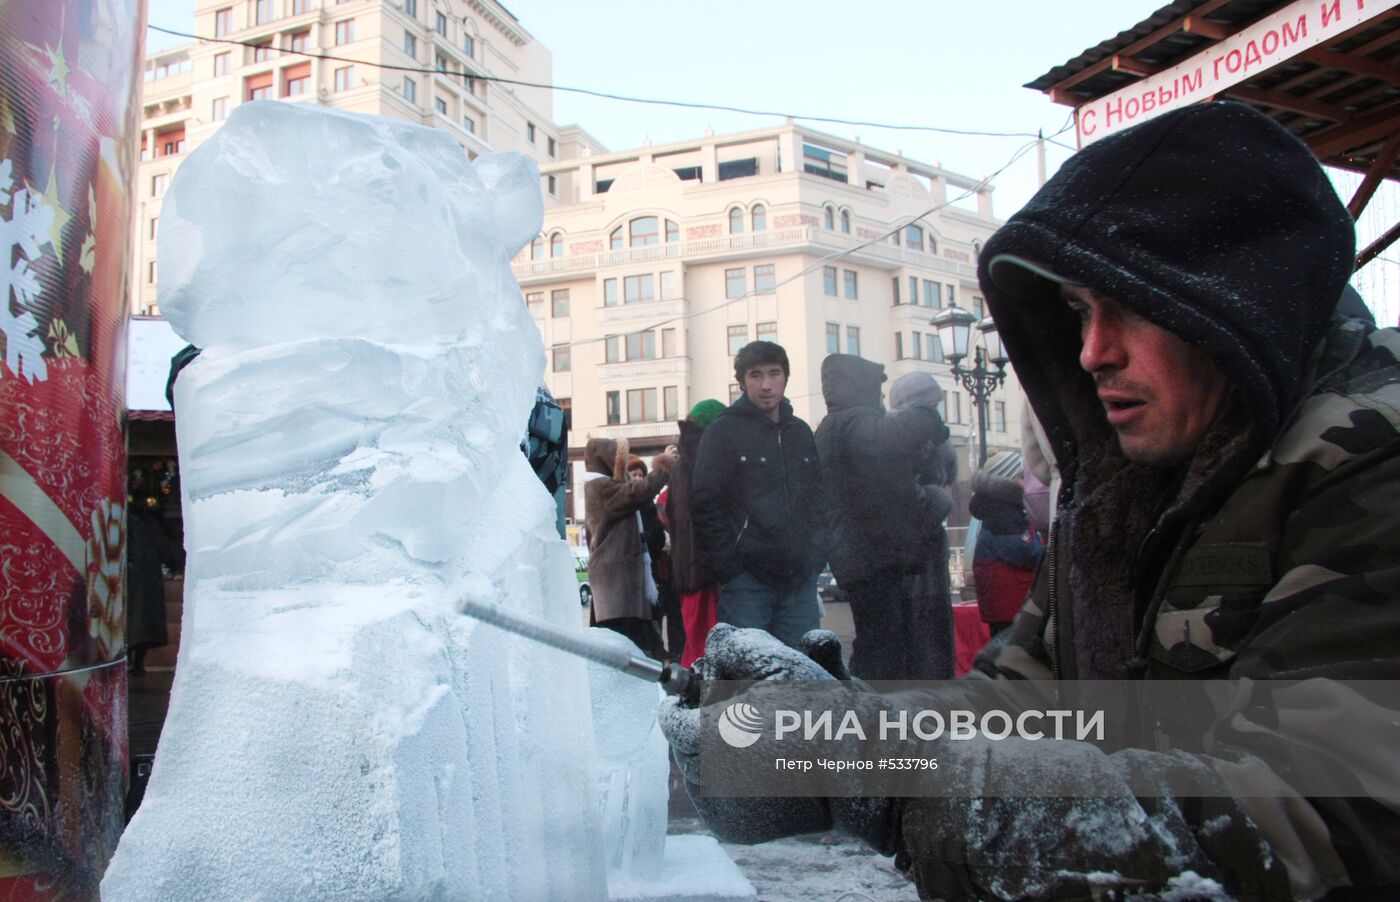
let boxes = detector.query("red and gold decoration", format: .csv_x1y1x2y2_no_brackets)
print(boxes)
0,1,145,897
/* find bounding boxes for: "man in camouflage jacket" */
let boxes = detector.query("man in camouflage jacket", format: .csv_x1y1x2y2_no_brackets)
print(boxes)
662,101,1400,900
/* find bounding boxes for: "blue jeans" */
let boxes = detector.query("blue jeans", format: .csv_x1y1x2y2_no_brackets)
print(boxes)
717,571,820,648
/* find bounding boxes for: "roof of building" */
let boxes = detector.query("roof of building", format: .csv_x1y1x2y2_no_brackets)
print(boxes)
1027,0,1399,182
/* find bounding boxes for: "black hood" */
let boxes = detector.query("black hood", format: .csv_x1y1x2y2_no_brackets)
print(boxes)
978,101,1355,475
821,353,886,411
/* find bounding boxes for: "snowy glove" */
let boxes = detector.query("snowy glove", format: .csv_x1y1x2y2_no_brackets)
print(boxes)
659,624,899,852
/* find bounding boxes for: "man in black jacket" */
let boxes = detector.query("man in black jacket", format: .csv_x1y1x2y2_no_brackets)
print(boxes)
691,341,826,647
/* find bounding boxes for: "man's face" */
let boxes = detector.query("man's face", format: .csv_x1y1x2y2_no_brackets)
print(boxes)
742,363,788,417
1063,285,1230,467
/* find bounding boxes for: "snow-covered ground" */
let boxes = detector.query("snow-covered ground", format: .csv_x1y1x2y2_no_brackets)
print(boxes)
669,819,916,902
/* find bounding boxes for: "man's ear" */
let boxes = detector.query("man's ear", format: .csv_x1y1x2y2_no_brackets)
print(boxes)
473,152,544,259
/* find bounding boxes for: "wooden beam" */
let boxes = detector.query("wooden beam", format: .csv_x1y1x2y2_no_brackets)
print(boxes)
1227,85,1349,122
1356,218,1400,272
1111,54,1157,77
1308,102,1400,157
1348,129,1400,218
1182,15,1233,40
1298,48,1400,83
1047,0,1235,96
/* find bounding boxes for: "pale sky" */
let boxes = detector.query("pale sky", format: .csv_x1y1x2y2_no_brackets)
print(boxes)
142,0,1398,323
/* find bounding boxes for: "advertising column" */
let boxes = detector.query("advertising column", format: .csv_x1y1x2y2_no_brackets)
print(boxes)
0,1,145,897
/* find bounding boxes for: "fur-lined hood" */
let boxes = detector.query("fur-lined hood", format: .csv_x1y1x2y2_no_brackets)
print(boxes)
584,436,631,480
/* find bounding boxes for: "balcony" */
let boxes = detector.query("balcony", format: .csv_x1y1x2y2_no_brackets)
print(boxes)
590,422,681,443
596,297,685,326
512,226,981,283
596,356,691,383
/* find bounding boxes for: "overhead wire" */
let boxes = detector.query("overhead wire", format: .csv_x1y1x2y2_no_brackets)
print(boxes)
147,24,1048,139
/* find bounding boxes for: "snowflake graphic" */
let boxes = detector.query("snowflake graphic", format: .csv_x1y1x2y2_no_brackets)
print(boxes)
0,157,56,383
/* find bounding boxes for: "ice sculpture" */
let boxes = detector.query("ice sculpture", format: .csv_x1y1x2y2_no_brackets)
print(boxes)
101,102,607,899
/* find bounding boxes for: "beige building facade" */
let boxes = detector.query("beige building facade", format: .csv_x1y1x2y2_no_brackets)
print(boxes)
132,0,593,314
513,125,1026,523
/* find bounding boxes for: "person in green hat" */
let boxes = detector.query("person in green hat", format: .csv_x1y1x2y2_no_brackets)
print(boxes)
660,399,726,666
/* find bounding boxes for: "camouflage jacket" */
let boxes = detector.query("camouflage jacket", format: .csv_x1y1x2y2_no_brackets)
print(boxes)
913,319,1400,901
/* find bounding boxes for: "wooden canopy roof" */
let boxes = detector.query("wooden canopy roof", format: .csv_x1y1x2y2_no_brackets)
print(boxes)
1028,0,1399,268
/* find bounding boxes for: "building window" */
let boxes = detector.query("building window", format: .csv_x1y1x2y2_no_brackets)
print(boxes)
624,274,654,304
664,386,679,421
892,277,900,305
435,11,448,35
894,332,904,360
152,173,168,197
606,391,621,425
551,288,569,317
840,209,851,234
463,32,474,58
925,333,941,362
334,66,353,91
718,157,758,180
823,205,834,230
530,236,544,261
928,235,938,254
754,264,776,294
434,96,447,115
290,0,311,13
923,280,939,308
945,284,956,307
605,335,622,363
462,115,475,134
727,325,748,355
625,330,656,361
335,19,354,45
751,204,766,232
665,219,679,243
214,7,232,37
993,401,1006,432
289,30,308,52
661,327,677,357
213,52,230,76
725,268,746,300
629,216,659,247
904,225,924,252
552,344,571,373
402,76,417,103
660,271,676,299
910,277,919,308
823,266,837,297
972,295,985,319
846,326,861,357
255,0,274,24
527,121,536,143
253,41,273,62
284,70,310,96
802,143,848,182
435,53,449,72
403,0,417,14
211,96,228,120
910,330,922,360
603,279,618,307
550,232,563,257
950,392,963,424
729,383,742,403
609,227,623,250
826,322,839,354
757,321,777,343
547,136,557,158
525,291,543,317
844,270,858,300
403,32,417,57
628,388,659,422
149,217,158,240
728,207,743,235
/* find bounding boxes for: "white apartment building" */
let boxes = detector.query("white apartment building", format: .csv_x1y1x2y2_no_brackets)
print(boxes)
513,125,1025,522
132,0,596,314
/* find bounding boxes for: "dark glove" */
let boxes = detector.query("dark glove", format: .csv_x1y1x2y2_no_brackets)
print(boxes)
658,624,899,852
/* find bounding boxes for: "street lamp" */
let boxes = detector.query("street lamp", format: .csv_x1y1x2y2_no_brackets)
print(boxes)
932,305,1007,468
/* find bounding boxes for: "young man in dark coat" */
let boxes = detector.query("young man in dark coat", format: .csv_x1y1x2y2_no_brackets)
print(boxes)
691,341,826,648
815,354,951,679
662,102,1400,899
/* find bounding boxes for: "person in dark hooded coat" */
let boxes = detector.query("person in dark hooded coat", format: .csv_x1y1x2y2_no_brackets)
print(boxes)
814,354,950,679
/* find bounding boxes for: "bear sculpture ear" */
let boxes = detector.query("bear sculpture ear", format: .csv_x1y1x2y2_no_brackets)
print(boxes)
473,152,544,259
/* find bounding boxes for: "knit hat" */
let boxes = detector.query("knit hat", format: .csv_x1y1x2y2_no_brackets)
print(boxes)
688,399,725,429
979,450,1023,480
